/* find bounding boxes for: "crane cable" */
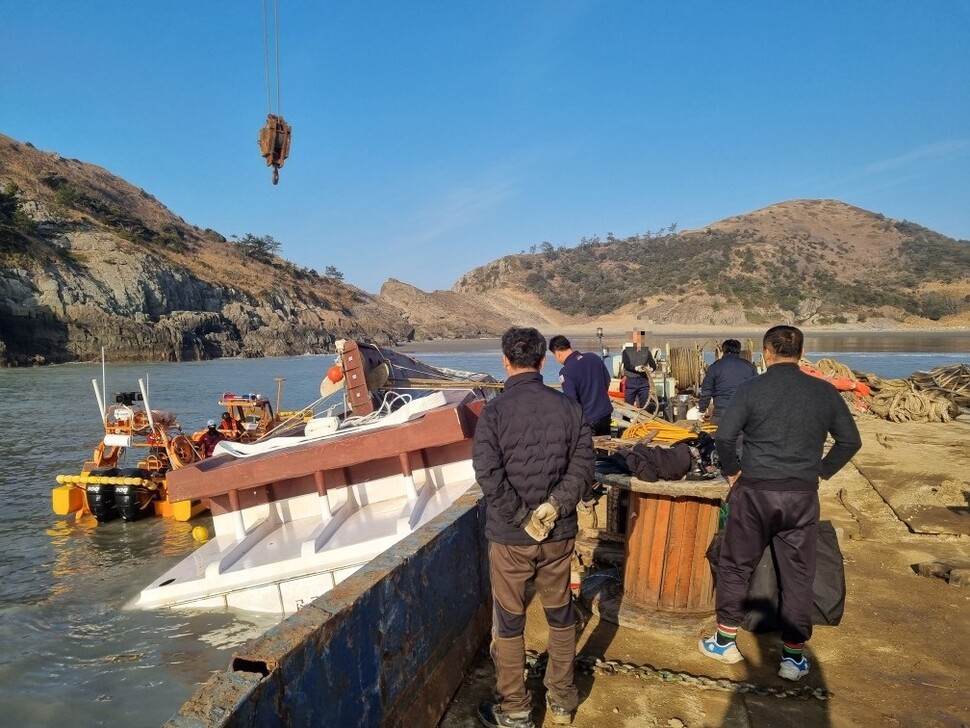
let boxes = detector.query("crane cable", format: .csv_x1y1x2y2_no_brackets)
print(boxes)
258,0,291,184
263,0,282,117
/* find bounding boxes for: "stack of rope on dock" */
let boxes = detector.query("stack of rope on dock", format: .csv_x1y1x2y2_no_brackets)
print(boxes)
811,359,965,424
909,364,970,409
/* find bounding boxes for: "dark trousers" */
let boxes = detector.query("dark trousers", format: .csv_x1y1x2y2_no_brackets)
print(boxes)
590,414,611,436
715,484,819,644
624,378,649,408
488,539,578,715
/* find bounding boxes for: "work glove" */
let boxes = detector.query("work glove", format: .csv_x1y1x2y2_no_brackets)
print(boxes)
524,499,560,542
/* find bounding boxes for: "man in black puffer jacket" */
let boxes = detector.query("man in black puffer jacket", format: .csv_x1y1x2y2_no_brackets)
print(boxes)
473,327,594,728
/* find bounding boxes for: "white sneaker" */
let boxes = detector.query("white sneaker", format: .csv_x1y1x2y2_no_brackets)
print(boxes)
778,656,810,681
698,635,744,664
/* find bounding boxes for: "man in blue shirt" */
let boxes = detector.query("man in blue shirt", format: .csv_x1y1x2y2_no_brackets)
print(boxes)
549,335,613,437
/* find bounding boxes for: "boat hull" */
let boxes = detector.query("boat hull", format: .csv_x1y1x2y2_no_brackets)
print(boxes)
134,459,477,614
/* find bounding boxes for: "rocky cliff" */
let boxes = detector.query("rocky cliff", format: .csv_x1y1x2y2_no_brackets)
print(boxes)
0,134,422,365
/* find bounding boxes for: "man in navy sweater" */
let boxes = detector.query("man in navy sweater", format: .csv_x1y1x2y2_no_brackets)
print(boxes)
549,335,613,436
697,339,758,425
699,326,861,682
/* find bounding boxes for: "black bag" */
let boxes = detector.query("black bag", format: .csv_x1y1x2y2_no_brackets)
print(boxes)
705,520,846,631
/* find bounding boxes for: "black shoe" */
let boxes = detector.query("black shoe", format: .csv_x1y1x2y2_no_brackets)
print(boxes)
477,700,535,728
546,696,573,725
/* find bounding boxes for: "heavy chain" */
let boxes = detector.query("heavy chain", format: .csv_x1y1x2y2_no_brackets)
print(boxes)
525,652,832,701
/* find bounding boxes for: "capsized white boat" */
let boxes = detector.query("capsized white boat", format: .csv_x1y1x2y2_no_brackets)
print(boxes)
133,340,494,615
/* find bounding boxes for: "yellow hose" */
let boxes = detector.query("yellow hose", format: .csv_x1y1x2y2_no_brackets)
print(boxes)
621,418,697,444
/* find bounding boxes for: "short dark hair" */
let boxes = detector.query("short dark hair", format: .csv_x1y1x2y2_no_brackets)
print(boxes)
721,339,742,355
502,327,547,369
548,335,571,352
763,325,803,359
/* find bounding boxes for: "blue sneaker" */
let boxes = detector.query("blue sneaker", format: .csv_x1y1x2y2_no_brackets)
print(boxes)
698,635,744,664
778,656,810,681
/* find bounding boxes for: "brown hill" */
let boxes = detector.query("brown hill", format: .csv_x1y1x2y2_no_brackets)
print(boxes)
455,199,970,329
376,278,515,339
0,133,415,365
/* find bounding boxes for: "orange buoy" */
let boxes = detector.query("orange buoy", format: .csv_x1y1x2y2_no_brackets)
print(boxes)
800,364,871,397
327,365,344,383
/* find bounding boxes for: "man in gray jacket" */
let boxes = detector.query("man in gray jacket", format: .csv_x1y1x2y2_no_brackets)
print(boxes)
473,327,594,728
699,326,861,682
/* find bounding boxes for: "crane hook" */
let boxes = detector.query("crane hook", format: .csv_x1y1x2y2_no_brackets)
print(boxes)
258,114,291,185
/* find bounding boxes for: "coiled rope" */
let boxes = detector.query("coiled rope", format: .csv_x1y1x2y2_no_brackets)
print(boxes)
911,364,970,408
668,346,705,391
829,365,958,423
814,358,855,380
867,379,954,423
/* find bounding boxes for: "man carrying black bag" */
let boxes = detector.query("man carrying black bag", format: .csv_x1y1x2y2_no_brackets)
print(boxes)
698,325,861,682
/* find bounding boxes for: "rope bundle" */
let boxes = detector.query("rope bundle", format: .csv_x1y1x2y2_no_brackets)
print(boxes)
867,380,954,423
836,366,959,423
667,347,705,390
814,358,855,380
910,364,970,408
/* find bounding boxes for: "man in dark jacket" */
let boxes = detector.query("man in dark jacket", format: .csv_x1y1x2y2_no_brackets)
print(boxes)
699,326,861,683
549,335,613,436
473,327,594,728
620,339,657,409
698,339,758,425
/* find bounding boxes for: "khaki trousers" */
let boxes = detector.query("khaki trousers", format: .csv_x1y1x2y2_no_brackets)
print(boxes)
488,539,578,716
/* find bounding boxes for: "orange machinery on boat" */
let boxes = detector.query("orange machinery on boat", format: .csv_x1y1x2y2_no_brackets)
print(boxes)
53,387,208,523
212,392,279,441
187,390,312,453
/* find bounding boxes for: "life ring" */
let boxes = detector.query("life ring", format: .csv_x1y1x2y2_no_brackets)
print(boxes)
168,435,199,468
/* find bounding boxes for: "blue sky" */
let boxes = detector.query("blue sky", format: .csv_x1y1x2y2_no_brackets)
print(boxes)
2,2,968,294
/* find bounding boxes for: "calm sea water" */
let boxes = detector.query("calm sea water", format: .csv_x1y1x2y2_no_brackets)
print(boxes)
0,335,966,725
